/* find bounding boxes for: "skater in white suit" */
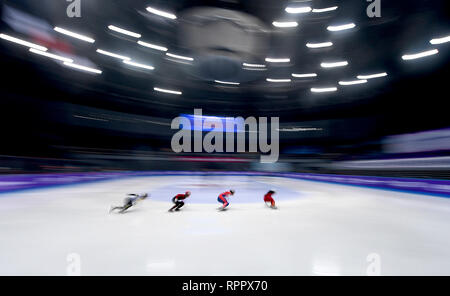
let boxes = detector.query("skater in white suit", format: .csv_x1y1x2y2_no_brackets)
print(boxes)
110,193,148,213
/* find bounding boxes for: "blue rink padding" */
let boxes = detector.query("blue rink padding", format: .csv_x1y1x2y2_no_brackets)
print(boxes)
0,171,450,198
148,175,300,203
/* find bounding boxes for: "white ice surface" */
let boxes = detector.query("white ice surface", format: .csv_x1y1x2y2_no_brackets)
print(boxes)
1,175,450,275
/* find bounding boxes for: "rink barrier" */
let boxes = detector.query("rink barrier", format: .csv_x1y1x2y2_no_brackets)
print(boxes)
0,171,450,198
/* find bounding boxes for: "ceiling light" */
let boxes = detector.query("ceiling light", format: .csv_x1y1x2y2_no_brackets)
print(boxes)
313,6,338,13
137,40,168,52
321,61,348,68
166,52,194,61
311,87,337,93
29,48,73,63
327,23,356,32
265,57,290,63
339,79,368,86
146,6,177,20
242,63,266,68
402,49,438,60
108,25,141,38
154,87,182,95
272,21,298,28
430,35,450,45
292,73,317,78
63,62,102,74
96,49,131,61
266,78,291,83
123,60,154,70
0,33,48,51
306,42,333,48
285,7,312,14
357,72,387,80
214,80,240,85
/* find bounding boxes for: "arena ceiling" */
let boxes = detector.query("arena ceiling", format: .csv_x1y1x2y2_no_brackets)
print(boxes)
0,0,449,149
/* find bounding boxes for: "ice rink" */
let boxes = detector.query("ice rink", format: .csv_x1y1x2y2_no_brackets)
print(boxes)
1,175,450,276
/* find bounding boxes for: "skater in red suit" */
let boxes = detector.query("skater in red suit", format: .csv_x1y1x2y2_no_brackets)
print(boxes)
169,191,191,212
218,189,235,210
264,190,277,209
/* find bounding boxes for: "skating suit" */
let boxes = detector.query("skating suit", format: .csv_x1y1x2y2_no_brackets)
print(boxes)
125,193,145,206
264,192,275,206
173,193,188,203
218,191,232,208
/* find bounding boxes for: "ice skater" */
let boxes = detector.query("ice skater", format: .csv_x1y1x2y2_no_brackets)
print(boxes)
217,189,235,211
264,190,277,209
109,193,148,214
169,191,191,212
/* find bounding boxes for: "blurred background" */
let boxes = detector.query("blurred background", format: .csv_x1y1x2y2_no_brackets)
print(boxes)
0,0,449,179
